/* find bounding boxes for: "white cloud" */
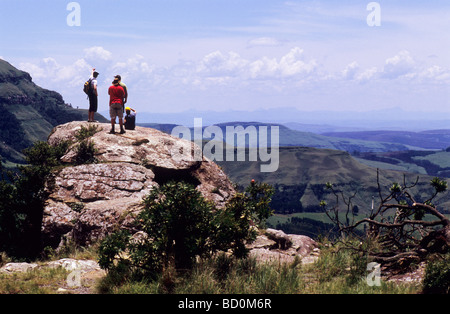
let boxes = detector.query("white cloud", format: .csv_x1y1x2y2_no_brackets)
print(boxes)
382,50,416,79
196,51,248,77
279,47,317,77
418,65,450,83
20,57,90,88
248,47,317,79
249,57,279,79
342,62,359,80
356,67,378,82
15,46,450,115
83,46,112,62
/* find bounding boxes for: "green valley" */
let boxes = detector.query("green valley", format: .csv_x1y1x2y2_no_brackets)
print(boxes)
216,146,450,237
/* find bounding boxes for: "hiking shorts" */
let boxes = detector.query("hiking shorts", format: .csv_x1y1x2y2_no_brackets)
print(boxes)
110,103,124,119
89,94,98,112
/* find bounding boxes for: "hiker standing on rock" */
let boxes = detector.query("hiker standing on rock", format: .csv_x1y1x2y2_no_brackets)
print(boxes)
114,75,128,108
88,69,99,123
108,78,126,134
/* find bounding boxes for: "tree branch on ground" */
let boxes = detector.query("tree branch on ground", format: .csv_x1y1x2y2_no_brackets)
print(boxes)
321,169,450,270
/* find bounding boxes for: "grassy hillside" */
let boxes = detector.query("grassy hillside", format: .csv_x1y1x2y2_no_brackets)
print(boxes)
355,150,450,178
322,130,450,150
216,146,450,216
0,59,107,165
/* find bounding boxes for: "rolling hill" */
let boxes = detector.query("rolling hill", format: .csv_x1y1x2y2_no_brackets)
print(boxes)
140,121,426,153
322,130,450,150
216,146,450,215
354,150,450,178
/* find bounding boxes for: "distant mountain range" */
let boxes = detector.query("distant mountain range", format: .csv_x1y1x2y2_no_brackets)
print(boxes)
127,107,450,132
138,121,441,152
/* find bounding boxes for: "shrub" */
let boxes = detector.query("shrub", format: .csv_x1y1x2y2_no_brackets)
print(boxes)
0,140,69,259
98,180,274,283
422,254,450,294
72,124,100,165
75,124,100,141
98,182,217,280
74,139,97,165
212,181,274,258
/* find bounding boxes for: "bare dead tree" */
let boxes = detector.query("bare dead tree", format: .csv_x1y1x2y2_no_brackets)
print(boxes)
321,169,450,269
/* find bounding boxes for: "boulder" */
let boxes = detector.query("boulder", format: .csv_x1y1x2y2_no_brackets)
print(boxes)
0,263,39,273
42,122,236,248
46,258,104,274
248,229,319,264
48,121,199,170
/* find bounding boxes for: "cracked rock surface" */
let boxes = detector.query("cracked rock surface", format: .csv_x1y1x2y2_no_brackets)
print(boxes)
42,121,235,248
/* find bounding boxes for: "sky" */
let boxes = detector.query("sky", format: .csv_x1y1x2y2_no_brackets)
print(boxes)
1,0,450,120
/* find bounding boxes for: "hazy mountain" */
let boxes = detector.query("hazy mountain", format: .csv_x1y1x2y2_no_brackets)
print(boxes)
0,59,107,166
128,107,450,132
140,121,425,153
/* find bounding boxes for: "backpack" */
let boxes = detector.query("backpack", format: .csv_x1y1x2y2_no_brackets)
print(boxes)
83,78,93,96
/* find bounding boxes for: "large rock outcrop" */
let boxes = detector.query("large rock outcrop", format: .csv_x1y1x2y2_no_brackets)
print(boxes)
42,121,235,248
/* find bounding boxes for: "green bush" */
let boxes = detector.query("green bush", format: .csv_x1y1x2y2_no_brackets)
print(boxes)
98,180,274,283
73,125,100,165
212,181,274,258
75,124,100,142
74,139,97,165
422,254,450,294
98,182,217,280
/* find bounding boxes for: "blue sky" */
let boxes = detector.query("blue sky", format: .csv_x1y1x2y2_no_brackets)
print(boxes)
1,0,450,120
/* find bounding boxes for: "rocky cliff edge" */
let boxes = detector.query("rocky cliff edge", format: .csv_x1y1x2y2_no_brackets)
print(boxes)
42,121,235,248
42,121,319,264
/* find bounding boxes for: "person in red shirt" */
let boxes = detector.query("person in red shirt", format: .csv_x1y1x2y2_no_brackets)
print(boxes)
108,78,126,134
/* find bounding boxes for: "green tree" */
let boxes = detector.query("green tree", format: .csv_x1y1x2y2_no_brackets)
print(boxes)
212,180,274,258
0,140,69,259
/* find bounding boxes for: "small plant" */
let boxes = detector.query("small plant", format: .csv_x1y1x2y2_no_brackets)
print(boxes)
213,253,234,282
75,124,100,142
422,254,450,294
71,125,100,165
74,139,98,165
